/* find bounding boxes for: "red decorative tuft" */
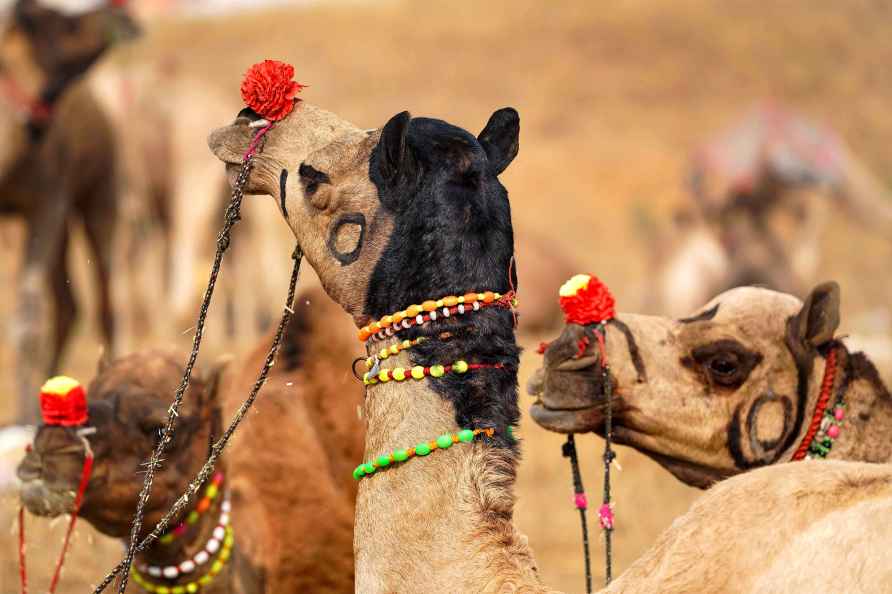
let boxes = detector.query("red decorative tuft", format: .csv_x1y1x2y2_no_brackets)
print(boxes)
39,377,88,427
240,60,305,122
559,274,615,326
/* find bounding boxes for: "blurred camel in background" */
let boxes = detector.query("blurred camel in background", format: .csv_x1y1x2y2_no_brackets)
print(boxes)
0,0,138,423
529,281,892,488
647,104,892,316
17,289,364,593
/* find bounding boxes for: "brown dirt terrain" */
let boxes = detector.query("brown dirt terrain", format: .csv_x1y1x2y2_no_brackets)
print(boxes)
2,1,891,591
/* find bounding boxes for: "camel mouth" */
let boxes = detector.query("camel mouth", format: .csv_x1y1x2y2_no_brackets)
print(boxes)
529,400,605,434
207,117,257,167
18,479,76,518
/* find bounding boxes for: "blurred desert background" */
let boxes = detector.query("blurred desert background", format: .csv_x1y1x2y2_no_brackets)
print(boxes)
2,0,892,592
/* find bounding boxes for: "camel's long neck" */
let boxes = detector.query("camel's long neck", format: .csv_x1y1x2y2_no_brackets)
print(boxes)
354,312,553,593
788,346,892,464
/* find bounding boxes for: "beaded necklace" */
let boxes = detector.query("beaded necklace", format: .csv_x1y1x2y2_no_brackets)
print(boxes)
358,291,514,343
354,427,495,479
792,347,846,460
158,472,225,545
131,498,233,593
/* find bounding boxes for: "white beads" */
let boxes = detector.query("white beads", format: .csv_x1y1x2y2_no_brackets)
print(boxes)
458,304,465,314
213,526,226,540
415,314,424,325
222,500,231,513
473,301,481,311
194,551,210,565
206,538,220,554
442,307,450,317
148,567,162,578
429,311,437,321
163,566,179,579
179,560,196,574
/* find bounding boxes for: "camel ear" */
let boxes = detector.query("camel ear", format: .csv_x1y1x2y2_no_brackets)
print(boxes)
376,111,414,184
96,347,113,376
792,282,841,350
478,107,519,175
204,355,233,406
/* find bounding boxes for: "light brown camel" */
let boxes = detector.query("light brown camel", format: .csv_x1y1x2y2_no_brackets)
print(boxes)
210,102,892,593
529,281,892,488
0,0,138,423
17,289,364,593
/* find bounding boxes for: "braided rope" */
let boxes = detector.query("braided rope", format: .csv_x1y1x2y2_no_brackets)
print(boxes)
562,434,592,594
595,324,616,585
94,244,303,593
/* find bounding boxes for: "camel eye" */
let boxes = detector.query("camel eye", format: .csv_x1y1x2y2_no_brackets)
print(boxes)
298,163,330,199
708,356,738,377
683,340,763,390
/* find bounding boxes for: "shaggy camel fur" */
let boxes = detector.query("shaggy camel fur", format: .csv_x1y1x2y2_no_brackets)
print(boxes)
0,0,137,423
529,281,892,488
18,291,364,593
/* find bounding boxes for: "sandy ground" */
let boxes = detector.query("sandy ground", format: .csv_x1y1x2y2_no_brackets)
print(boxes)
2,1,892,592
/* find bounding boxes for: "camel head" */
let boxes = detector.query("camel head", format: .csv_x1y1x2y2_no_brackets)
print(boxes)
0,0,138,173
219,108,521,327
529,282,842,488
17,351,225,538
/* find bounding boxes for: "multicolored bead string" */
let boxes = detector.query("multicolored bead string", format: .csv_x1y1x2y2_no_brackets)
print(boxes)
362,360,504,386
139,498,231,580
358,291,515,343
353,427,496,480
792,347,841,461
805,402,846,459
159,473,224,545
365,337,427,370
131,524,234,594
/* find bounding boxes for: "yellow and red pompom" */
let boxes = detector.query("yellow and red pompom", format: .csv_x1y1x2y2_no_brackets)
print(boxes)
40,376,88,427
559,274,615,325
240,60,305,122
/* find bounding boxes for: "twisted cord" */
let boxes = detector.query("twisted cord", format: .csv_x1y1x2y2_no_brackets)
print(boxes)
94,243,302,593
562,434,592,594
596,323,616,585
102,137,264,593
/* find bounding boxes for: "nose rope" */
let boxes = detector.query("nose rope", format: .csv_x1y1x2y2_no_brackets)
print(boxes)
18,435,94,594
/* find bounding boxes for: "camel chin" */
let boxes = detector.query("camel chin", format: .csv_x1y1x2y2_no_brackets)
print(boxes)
18,479,75,518
529,401,604,434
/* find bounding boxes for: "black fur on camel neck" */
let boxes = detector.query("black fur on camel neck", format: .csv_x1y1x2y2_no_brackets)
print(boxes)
365,109,522,450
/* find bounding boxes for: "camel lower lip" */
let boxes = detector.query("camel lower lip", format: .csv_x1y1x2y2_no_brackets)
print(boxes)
529,402,604,434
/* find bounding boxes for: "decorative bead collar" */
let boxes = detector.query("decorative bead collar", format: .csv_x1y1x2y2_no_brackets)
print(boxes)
158,472,225,545
353,428,496,480
358,291,515,343
792,347,845,460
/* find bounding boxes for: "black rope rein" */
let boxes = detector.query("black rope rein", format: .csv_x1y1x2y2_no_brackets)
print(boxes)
95,133,303,593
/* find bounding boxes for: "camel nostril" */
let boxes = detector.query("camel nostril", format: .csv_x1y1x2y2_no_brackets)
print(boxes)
16,457,42,482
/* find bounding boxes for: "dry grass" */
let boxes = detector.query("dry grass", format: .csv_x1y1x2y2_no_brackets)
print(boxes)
2,0,891,591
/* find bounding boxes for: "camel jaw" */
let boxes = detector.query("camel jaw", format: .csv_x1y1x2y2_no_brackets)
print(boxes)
18,479,75,517
529,400,605,434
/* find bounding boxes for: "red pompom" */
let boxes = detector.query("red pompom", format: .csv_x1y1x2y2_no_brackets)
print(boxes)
40,376,88,427
240,60,305,122
559,274,615,326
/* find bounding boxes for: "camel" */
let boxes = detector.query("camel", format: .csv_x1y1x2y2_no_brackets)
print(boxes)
645,104,892,316
0,0,138,423
210,102,892,592
529,280,892,488
17,288,365,593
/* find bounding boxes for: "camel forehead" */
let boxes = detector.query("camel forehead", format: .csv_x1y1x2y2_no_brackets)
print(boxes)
91,351,186,401
703,286,802,322
302,129,379,175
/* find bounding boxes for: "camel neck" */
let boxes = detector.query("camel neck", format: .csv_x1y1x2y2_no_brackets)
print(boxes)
354,341,552,593
788,346,892,464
